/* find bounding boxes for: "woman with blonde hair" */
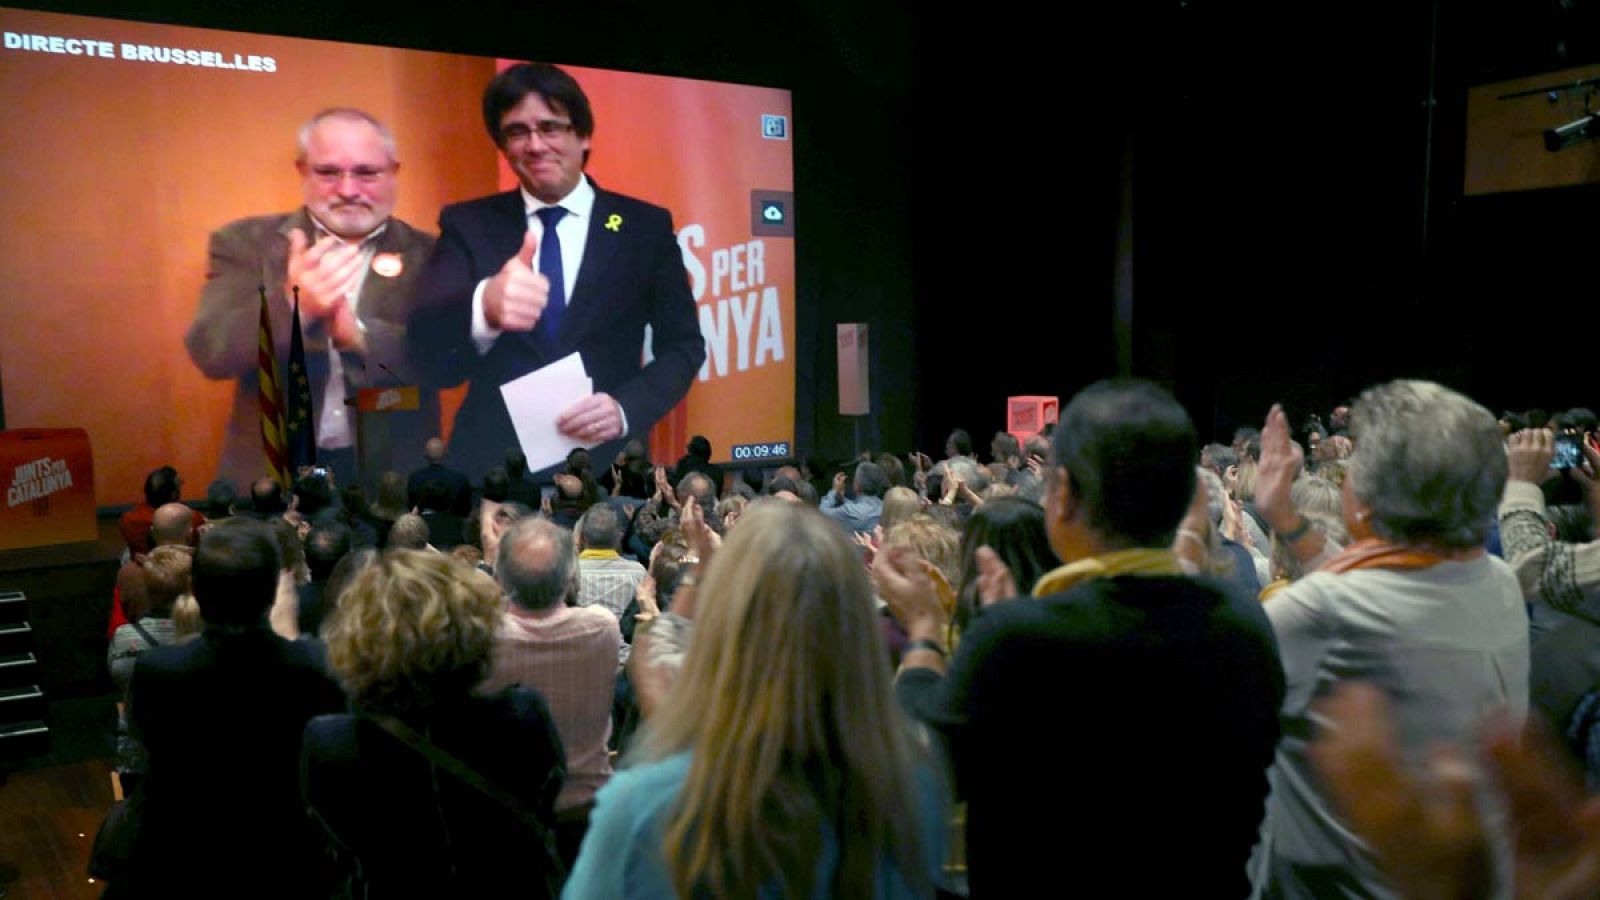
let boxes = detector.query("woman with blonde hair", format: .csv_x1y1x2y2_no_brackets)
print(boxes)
564,501,946,898
302,550,566,896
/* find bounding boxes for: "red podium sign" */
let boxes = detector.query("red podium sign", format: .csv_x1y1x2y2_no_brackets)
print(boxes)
1,428,96,550
1007,396,1059,444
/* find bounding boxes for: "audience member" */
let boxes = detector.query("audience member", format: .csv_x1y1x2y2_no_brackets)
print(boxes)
1248,381,1527,897
482,517,621,866
574,504,647,618
565,501,947,898
878,380,1283,897
122,519,345,895
407,437,471,516
298,521,352,638
304,550,566,896
821,460,890,535
671,434,724,496
389,513,430,550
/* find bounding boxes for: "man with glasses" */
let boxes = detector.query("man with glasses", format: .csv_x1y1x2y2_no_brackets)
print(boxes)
409,63,705,481
186,108,438,493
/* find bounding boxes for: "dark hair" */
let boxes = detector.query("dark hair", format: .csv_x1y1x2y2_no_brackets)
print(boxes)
854,462,890,499
306,521,352,583
339,484,366,519
946,429,972,458
1201,444,1237,473
504,447,528,479
956,497,1057,631
991,432,1020,462
793,481,819,506
1232,426,1261,445
875,453,906,487
205,478,238,517
144,465,180,507
1051,380,1197,548
293,472,334,517
687,435,712,460
482,62,594,145
251,477,286,514
192,519,281,626
579,503,623,550
766,474,799,496
483,467,510,503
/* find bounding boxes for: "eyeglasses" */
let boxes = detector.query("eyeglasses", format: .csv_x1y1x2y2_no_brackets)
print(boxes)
501,119,576,145
306,165,393,185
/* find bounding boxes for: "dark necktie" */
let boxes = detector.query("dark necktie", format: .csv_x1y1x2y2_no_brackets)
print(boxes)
534,206,567,353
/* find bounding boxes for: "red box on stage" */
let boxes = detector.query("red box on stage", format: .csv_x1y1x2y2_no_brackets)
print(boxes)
1007,396,1059,443
1,428,97,551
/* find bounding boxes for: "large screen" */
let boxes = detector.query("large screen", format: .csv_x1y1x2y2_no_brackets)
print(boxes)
0,7,795,506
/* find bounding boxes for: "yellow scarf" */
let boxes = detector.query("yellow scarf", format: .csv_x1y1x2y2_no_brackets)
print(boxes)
1031,548,1185,597
578,549,620,561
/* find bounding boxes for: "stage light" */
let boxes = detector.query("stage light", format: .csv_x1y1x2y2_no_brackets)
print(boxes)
1545,112,1600,151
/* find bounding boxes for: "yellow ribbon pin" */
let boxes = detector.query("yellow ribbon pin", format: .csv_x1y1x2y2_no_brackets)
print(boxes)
604,214,623,232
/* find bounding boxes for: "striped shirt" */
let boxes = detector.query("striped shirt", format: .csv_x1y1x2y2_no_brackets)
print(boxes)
575,550,647,619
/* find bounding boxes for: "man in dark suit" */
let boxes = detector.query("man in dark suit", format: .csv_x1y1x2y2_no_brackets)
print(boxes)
409,63,706,482
186,108,438,494
406,436,472,516
125,518,346,895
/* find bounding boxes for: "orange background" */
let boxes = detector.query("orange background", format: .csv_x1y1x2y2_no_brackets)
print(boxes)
0,8,793,507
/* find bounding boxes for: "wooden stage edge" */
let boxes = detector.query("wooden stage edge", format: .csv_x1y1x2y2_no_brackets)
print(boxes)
0,516,128,575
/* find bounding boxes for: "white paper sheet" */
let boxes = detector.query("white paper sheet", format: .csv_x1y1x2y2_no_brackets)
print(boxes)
497,352,593,472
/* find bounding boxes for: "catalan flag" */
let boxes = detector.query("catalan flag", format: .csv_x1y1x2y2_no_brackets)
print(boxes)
284,288,317,473
257,284,289,488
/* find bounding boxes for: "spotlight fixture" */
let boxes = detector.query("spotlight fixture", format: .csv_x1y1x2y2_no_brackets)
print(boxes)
1545,113,1600,152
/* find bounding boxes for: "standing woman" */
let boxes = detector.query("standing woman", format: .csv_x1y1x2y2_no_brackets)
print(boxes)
564,501,946,898
303,550,567,897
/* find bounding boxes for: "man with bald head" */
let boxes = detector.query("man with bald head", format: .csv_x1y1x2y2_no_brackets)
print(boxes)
109,502,199,638
186,107,438,493
482,516,620,864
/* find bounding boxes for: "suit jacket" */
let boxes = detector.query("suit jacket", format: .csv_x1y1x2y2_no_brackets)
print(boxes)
406,462,473,516
408,182,705,481
185,209,438,494
126,627,346,895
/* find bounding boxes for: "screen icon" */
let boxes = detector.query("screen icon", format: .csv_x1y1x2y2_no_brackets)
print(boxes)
761,114,788,140
750,190,795,237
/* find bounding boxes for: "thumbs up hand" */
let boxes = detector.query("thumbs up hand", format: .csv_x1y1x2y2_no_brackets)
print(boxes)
483,229,549,331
